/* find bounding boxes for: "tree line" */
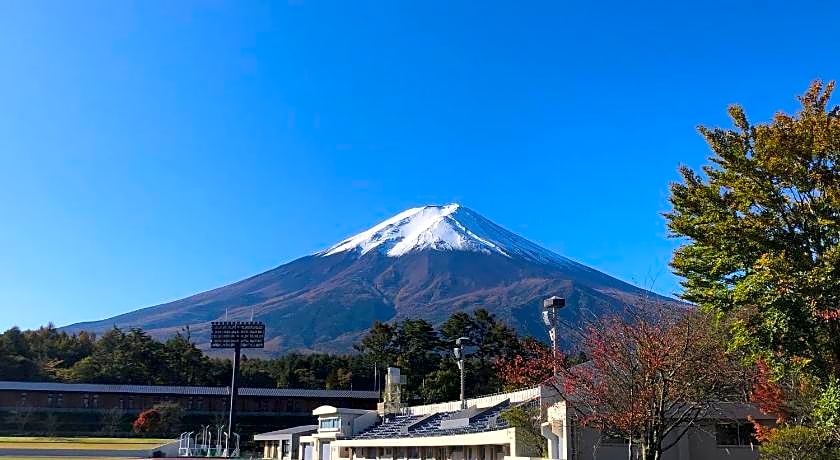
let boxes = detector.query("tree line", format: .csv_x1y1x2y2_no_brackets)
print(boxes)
0,309,545,404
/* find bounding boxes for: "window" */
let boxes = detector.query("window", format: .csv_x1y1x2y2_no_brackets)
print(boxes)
425,448,434,460
282,440,291,456
47,394,56,407
383,447,393,459
600,432,629,445
716,422,758,446
408,447,420,459
92,394,100,408
19,393,27,405
82,394,90,408
319,417,340,430
196,397,204,410
128,397,134,409
366,448,376,459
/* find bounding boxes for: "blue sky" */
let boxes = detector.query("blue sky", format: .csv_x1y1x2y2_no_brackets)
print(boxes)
1,1,838,331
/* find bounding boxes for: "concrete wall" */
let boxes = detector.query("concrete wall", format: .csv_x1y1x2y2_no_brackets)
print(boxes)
572,426,760,460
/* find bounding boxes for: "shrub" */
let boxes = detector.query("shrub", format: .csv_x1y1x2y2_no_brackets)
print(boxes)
760,425,838,460
132,402,183,437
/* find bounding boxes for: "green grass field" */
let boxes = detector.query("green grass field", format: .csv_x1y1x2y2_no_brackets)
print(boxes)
0,436,172,450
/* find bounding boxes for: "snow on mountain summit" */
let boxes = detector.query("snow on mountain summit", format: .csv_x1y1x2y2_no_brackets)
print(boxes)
319,204,576,267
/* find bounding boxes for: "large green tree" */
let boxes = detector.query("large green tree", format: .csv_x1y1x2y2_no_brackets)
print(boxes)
666,80,840,382
440,309,523,396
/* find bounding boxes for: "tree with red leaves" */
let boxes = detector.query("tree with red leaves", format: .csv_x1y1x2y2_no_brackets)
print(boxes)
498,309,745,460
132,402,183,437
496,337,558,390
132,408,162,435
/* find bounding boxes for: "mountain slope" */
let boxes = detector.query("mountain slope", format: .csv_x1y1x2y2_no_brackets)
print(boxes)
65,204,678,353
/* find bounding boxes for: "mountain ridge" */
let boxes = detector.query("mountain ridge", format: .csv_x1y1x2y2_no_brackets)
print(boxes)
64,204,679,354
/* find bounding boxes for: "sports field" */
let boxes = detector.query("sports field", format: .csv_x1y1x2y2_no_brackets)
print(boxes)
0,437,174,458
0,436,171,450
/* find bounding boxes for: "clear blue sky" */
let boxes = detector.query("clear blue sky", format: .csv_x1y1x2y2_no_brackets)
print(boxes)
1,1,837,331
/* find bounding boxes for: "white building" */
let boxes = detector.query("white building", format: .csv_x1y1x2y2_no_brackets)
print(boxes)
257,368,770,460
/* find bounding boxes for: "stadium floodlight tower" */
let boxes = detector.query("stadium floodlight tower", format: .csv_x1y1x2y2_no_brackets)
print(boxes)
542,296,566,375
453,336,472,409
211,320,265,458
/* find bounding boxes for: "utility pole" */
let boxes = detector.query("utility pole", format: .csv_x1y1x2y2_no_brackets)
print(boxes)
542,296,566,375
454,337,471,409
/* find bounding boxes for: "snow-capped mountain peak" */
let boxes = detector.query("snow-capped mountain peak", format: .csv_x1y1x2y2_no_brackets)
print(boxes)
319,204,576,267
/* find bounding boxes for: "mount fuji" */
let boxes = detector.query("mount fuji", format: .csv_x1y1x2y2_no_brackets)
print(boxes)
65,204,678,353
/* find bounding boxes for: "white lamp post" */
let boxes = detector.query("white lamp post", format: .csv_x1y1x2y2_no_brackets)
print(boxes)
542,296,566,375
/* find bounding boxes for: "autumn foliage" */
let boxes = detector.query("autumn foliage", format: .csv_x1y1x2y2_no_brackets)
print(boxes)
132,402,183,437
498,309,744,460
132,408,163,435
496,337,559,390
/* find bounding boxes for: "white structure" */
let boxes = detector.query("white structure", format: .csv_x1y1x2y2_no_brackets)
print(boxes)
255,425,317,460
257,370,770,460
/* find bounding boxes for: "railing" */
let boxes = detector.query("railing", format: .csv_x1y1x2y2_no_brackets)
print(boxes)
402,387,540,416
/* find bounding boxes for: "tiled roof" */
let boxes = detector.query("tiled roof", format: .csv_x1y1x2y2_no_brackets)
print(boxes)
0,381,378,399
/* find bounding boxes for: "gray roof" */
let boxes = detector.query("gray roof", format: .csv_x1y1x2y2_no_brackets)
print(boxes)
240,388,378,399
254,425,318,440
0,381,378,399
354,400,513,440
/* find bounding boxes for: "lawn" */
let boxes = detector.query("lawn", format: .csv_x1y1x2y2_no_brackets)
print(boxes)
0,436,172,450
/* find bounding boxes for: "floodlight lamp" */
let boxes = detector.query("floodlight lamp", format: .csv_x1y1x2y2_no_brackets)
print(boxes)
543,296,566,310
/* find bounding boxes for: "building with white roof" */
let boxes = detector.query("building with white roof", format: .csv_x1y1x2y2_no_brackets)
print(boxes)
256,368,771,460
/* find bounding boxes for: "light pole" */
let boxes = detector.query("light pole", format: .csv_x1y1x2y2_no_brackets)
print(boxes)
453,336,471,409
542,296,566,375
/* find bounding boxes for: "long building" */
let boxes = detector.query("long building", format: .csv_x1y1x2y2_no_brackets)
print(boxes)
0,381,378,417
255,368,772,460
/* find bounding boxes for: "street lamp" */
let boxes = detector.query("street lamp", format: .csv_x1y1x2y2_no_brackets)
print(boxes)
542,296,566,375
453,336,471,409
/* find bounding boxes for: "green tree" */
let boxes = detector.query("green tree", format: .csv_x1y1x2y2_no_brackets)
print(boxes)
440,309,522,395
0,327,38,380
354,321,398,367
666,80,840,383
419,361,460,403
67,327,167,384
162,329,212,385
356,319,443,399
500,406,546,457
